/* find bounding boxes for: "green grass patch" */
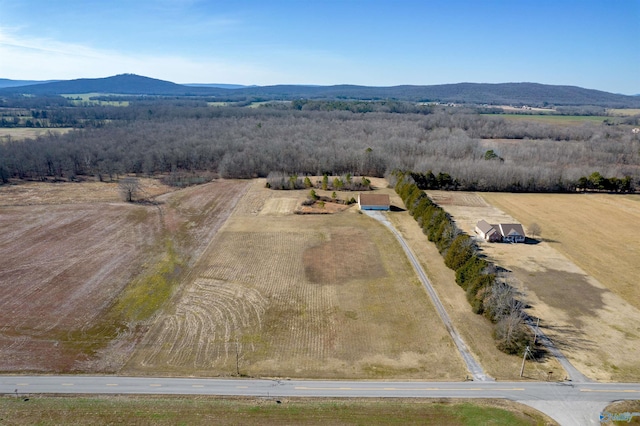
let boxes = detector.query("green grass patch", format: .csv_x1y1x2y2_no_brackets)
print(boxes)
64,239,183,356
113,239,182,323
63,93,130,106
0,396,552,425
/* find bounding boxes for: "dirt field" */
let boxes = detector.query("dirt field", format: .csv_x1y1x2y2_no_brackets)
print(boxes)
125,180,467,380
429,191,640,381
0,179,249,372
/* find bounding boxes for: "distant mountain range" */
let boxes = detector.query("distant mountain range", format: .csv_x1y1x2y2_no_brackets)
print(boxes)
1,74,639,108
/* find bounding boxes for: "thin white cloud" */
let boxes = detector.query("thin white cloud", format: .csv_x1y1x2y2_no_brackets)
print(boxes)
0,27,277,84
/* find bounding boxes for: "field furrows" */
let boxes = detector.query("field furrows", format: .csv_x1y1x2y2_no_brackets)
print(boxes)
128,179,466,379
0,179,255,372
141,279,267,368
0,201,164,371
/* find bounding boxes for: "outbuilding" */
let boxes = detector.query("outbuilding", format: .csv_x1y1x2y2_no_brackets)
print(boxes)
358,193,390,211
475,219,501,242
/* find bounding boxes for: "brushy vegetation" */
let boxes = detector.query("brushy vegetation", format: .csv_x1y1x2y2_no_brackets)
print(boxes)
265,171,371,191
392,171,532,355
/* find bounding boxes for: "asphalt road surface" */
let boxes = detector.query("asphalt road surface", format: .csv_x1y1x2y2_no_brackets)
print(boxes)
1,375,639,425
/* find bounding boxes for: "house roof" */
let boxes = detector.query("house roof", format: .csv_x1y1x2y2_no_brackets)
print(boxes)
358,193,390,206
476,219,494,234
498,223,525,237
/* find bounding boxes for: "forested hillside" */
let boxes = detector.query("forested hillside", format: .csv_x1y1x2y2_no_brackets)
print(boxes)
2,74,639,107
1,100,638,192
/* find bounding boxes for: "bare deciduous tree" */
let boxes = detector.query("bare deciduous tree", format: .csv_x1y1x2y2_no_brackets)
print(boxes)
119,177,140,202
528,222,542,239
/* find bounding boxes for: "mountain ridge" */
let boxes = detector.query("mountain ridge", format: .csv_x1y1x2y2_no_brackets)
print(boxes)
1,74,638,108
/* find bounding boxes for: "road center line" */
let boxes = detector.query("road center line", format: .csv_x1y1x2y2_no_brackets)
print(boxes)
580,389,639,393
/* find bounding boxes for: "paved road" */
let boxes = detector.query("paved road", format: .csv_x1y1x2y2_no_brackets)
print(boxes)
365,211,491,381
1,375,639,425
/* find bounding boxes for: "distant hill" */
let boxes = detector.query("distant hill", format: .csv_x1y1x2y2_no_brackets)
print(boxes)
184,83,255,89
1,74,639,108
0,78,60,88
0,74,224,96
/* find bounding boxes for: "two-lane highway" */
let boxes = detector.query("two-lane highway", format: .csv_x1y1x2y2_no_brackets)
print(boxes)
2,375,639,425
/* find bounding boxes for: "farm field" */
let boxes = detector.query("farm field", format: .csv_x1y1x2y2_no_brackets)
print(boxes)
387,209,564,381
0,396,554,425
429,191,640,381
0,127,74,142
483,114,608,126
125,179,467,380
0,178,249,372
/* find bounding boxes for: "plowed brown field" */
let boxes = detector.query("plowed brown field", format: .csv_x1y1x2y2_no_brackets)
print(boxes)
125,180,466,379
0,179,250,372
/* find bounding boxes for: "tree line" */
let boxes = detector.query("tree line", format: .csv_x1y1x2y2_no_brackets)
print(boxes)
0,103,638,191
391,171,532,355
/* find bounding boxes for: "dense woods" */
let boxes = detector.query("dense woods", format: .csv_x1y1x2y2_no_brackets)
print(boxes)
1,99,639,192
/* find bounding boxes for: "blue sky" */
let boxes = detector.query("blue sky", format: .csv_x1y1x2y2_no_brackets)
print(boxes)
0,0,638,93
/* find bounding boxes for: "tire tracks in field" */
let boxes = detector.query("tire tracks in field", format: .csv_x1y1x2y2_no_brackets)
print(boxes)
365,211,492,382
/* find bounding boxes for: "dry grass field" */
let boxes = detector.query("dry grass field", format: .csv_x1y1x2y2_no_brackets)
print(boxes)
387,209,564,382
125,180,467,380
0,127,74,142
0,178,249,372
429,191,640,381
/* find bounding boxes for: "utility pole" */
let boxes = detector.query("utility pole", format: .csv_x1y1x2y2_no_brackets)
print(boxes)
520,345,531,377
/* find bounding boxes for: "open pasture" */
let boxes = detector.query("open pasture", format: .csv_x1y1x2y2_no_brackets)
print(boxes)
0,127,74,142
431,191,640,381
484,113,608,126
126,180,466,379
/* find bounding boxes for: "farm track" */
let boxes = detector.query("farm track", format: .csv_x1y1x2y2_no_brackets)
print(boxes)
127,180,466,379
365,210,491,382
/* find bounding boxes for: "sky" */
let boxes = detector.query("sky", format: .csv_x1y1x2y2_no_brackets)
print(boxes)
0,0,638,94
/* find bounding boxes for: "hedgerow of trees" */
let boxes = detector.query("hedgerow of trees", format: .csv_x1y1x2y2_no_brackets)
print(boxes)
391,171,532,355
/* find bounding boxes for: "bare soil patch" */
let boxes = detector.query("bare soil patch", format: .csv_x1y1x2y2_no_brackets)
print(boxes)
125,179,466,380
431,191,640,381
0,179,249,373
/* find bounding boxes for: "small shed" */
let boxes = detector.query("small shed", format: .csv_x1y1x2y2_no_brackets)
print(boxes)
358,193,390,211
